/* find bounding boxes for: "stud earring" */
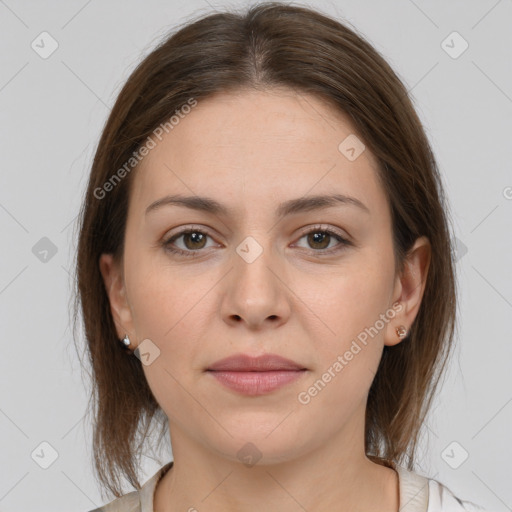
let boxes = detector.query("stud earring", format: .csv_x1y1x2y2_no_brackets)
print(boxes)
396,325,407,339
120,334,133,353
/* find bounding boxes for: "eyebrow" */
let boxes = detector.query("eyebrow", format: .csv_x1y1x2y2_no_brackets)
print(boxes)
145,193,370,218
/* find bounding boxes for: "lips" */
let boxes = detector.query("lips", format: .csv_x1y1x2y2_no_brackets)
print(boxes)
207,353,306,372
206,353,307,396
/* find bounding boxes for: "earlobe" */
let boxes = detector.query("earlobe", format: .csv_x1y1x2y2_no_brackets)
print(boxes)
384,236,431,347
99,253,134,341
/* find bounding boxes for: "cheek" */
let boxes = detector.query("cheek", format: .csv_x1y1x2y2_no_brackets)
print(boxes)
295,271,391,425
132,268,210,418
127,261,215,392
127,253,209,339
301,252,395,405
316,260,394,345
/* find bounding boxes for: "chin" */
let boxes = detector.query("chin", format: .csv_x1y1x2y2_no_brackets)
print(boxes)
202,420,316,467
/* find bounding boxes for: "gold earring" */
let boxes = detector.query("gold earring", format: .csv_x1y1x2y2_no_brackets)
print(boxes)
396,325,407,339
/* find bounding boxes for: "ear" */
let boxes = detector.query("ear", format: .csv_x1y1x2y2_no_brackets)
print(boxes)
99,253,137,346
384,236,431,347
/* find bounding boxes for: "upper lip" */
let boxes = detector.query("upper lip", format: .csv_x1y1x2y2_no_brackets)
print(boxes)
207,353,306,372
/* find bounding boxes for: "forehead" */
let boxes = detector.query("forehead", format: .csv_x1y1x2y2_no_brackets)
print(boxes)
130,87,386,218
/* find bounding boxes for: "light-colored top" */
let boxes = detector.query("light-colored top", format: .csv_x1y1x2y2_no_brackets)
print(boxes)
88,461,488,512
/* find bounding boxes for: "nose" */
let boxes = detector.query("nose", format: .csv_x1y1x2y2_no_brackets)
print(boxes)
220,239,291,330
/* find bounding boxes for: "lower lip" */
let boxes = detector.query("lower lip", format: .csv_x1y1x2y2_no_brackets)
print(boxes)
207,370,306,395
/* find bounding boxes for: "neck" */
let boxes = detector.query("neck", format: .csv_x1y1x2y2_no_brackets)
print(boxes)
153,422,399,512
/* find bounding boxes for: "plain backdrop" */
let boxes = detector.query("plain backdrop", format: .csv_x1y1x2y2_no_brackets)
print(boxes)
0,0,511,510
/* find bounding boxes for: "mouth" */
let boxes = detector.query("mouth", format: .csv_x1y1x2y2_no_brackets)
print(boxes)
206,353,308,395
207,353,307,372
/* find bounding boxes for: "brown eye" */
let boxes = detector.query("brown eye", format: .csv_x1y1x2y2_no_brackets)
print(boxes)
294,226,352,254
306,231,332,250
163,229,214,257
181,231,207,250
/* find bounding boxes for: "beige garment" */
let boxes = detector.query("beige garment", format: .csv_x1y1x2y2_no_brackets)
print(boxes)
88,460,487,512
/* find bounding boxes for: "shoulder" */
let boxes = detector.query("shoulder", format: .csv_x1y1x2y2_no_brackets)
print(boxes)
427,478,489,512
86,461,173,512
394,463,488,512
393,464,486,512
87,490,140,512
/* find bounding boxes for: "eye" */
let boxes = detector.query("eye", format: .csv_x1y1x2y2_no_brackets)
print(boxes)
293,225,352,254
162,228,217,257
162,224,352,258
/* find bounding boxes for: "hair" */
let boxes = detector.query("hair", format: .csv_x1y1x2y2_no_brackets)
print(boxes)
72,0,457,499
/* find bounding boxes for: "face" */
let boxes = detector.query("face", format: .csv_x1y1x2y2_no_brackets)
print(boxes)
100,87,429,466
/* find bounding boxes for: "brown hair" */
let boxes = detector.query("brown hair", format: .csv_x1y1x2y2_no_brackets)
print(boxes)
72,1,457,498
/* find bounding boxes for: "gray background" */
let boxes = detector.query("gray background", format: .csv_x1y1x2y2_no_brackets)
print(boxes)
0,0,511,510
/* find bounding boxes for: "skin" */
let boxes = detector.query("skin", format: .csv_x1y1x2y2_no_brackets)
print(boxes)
100,87,430,512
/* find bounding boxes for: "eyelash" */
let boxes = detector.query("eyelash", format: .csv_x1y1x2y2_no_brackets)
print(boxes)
162,224,352,258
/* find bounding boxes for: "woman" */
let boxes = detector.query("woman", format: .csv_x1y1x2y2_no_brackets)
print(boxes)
74,2,487,511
